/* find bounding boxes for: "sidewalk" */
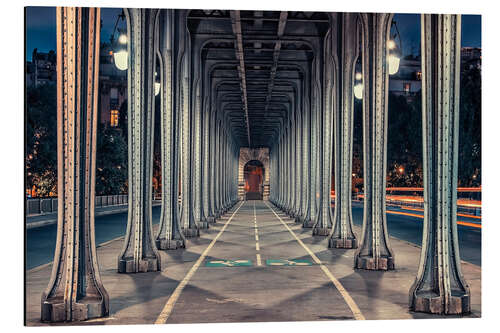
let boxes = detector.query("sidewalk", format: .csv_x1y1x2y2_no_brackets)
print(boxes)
25,201,481,326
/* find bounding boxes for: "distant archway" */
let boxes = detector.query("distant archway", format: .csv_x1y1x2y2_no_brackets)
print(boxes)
244,160,264,200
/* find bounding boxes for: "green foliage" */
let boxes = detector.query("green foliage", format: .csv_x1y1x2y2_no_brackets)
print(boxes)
387,92,423,187
95,125,128,195
26,84,57,196
459,67,481,186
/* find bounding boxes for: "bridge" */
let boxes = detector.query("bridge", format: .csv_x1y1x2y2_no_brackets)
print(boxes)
27,8,478,324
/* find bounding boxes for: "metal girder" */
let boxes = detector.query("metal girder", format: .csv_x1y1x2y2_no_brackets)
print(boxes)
118,8,161,273
155,9,186,250
329,13,359,249
41,7,109,322
354,13,395,271
409,14,470,315
230,10,251,146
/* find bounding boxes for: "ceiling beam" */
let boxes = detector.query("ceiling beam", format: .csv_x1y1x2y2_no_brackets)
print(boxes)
230,10,252,147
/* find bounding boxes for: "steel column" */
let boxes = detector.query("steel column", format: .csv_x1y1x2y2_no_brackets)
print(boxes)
409,14,470,315
155,9,186,250
354,13,395,270
312,28,333,236
329,13,359,249
117,8,161,273
41,7,109,322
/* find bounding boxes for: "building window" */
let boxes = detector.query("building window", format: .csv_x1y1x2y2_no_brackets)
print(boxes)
403,82,411,94
110,110,119,127
110,87,119,107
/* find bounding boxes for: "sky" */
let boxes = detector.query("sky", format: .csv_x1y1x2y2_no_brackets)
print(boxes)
25,7,481,61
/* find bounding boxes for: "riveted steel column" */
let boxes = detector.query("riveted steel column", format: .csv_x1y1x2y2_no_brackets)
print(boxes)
214,118,221,217
354,13,395,270
207,104,217,222
298,68,312,225
304,57,320,228
117,8,161,273
201,87,211,222
41,7,108,322
191,34,208,229
155,9,186,250
409,14,470,315
312,29,334,236
329,13,359,249
294,88,303,221
179,10,199,238
287,109,296,216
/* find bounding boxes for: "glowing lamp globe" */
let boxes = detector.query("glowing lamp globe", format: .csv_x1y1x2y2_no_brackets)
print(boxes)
354,83,363,100
388,54,400,75
154,82,160,96
113,50,128,71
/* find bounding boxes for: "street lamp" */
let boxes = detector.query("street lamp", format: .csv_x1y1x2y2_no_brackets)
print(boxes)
110,10,128,71
387,20,402,75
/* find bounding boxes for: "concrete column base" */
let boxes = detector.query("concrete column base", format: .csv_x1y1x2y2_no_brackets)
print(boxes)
411,293,470,315
294,216,303,224
42,298,108,322
328,238,358,249
197,221,210,229
206,216,216,224
182,228,200,238
302,219,314,228
156,238,185,250
312,227,330,236
118,257,160,273
355,256,394,271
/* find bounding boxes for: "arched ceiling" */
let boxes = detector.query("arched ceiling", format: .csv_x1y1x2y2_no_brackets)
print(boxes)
187,10,330,148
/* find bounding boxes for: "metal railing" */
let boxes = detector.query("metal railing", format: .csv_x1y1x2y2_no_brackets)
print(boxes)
26,194,129,216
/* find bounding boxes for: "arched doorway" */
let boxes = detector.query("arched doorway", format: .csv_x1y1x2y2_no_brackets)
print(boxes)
244,160,264,200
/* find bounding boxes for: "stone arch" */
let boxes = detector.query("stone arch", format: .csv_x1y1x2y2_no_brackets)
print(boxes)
238,148,270,200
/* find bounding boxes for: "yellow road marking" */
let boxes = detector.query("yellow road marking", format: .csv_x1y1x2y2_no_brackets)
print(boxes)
154,201,245,324
256,254,262,266
255,233,259,241
256,242,260,251
265,201,365,321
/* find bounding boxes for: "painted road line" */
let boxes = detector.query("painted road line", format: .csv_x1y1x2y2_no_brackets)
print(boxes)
256,254,262,266
394,205,482,220
386,210,481,228
255,233,259,241
265,201,365,321
256,242,260,251
154,201,245,324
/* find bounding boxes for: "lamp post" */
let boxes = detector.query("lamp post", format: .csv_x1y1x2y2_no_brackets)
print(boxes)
110,10,128,71
387,20,402,75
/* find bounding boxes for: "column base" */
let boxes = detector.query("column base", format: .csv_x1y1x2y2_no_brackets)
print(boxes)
118,257,160,273
41,297,108,322
302,219,314,228
197,221,210,229
206,216,216,224
182,228,200,238
312,227,330,236
294,216,303,224
411,293,470,315
156,238,185,250
355,256,394,271
328,238,358,249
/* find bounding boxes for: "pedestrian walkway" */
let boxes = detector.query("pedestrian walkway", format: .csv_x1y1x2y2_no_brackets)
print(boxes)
25,200,481,326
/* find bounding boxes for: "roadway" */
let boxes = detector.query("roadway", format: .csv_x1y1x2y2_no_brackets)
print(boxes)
25,201,481,271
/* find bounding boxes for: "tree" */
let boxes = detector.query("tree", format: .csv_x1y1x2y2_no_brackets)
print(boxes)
386,92,423,187
26,83,57,197
95,124,128,195
458,66,481,187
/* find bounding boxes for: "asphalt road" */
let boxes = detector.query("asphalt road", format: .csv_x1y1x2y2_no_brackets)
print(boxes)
25,202,481,270
351,203,482,266
25,206,162,270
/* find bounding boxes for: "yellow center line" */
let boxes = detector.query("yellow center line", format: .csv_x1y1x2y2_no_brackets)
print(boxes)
154,201,245,324
264,201,365,321
256,253,262,266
